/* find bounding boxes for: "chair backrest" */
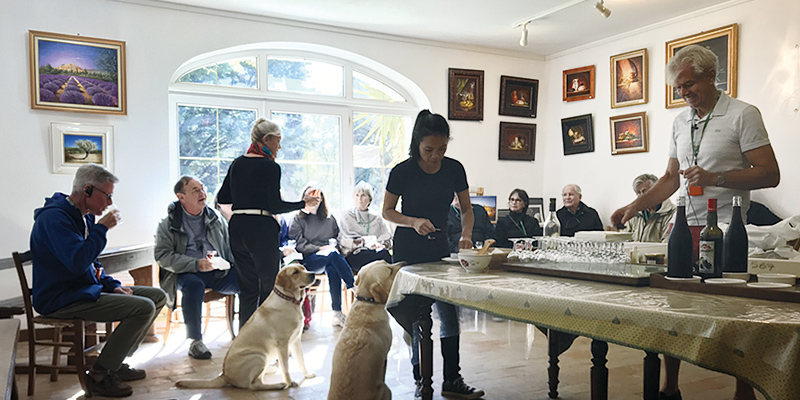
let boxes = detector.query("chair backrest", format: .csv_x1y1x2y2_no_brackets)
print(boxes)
12,251,37,334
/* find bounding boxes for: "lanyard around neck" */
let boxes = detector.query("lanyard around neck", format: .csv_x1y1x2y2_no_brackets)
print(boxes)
689,91,721,165
357,211,370,235
510,213,527,236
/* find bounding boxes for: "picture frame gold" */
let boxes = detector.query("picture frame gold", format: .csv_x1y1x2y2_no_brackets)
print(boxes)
30,30,127,115
609,112,648,155
448,68,484,120
610,48,648,108
665,24,738,109
563,65,595,102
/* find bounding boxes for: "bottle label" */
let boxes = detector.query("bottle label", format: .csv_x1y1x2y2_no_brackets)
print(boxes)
698,240,716,273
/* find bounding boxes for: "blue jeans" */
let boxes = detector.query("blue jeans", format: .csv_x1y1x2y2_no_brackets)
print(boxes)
303,251,355,311
176,269,239,340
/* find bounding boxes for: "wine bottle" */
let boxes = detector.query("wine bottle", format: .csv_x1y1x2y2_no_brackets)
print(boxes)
698,198,723,279
543,198,560,237
667,196,693,278
723,196,748,272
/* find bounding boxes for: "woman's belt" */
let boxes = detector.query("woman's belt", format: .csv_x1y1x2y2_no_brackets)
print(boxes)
232,209,272,216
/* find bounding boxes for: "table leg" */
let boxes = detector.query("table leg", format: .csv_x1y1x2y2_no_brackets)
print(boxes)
547,329,560,399
419,303,434,400
127,264,159,343
590,340,608,400
643,352,661,400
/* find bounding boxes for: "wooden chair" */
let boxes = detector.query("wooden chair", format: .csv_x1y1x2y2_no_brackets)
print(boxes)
307,273,351,319
163,289,236,343
12,251,109,398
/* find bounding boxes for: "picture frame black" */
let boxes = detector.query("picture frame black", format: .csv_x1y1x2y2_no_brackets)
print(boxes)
561,114,594,155
499,75,539,118
498,122,536,161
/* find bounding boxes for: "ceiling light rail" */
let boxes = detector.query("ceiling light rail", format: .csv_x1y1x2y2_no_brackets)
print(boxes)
514,0,611,46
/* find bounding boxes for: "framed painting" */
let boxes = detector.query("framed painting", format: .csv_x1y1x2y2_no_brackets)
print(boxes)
29,30,127,115
471,196,498,224
448,68,484,120
610,112,648,155
529,197,544,226
560,114,594,155
50,122,114,174
499,75,539,118
610,48,648,108
665,23,738,109
563,65,595,102
498,122,536,161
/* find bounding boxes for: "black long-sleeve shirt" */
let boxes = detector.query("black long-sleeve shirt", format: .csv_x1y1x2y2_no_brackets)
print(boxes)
217,156,304,214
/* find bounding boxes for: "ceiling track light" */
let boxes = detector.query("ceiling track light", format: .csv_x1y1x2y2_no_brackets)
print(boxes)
594,0,611,18
519,23,529,47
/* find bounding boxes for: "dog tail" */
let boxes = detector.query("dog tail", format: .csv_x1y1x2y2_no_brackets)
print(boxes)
175,375,228,389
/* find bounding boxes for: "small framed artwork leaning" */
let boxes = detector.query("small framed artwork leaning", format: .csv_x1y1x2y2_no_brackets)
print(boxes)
665,23,738,109
560,114,594,155
609,112,648,155
499,75,539,118
610,48,648,108
562,65,595,102
448,68,484,120
498,122,536,161
50,122,114,174
29,30,127,115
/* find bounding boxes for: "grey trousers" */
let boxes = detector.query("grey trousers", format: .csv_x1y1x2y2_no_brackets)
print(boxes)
45,286,167,371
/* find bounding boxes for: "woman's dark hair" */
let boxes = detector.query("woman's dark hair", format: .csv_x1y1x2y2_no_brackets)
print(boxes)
299,186,328,219
409,110,450,160
509,188,530,213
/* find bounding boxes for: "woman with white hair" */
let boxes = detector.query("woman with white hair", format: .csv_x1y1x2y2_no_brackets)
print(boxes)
338,181,392,273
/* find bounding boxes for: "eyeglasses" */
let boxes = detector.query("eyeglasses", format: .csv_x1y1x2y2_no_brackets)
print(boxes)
509,198,524,203
93,186,113,201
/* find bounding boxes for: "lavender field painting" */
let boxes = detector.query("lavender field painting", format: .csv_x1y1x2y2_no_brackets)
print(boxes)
30,31,126,114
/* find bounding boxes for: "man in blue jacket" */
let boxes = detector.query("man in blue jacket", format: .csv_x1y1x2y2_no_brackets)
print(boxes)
154,176,238,360
30,164,166,398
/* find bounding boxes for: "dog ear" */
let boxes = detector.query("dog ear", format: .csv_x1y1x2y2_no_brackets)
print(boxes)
370,282,388,304
355,273,362,287
275,267,291,289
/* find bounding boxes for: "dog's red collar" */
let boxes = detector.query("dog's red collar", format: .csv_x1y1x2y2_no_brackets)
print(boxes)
273,288,302,305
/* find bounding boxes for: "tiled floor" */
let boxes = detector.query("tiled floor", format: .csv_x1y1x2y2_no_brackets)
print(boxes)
17,310,763,400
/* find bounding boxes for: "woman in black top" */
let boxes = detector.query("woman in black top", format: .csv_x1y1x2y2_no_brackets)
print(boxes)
383,110,484,399
496,189,542,248
217,117,318,329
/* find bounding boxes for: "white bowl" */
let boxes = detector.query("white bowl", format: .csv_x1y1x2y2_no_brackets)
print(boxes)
457,252,492,273
757,273,797,285
664,275,701,282
722,272,751,281
704,278,747,286
747,282,793,290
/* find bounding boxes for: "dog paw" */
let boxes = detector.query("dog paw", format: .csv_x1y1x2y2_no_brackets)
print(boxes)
304,372,316,379
289,381,300,388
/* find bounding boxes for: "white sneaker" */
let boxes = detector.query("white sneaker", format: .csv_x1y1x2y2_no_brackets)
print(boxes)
332,311,347,327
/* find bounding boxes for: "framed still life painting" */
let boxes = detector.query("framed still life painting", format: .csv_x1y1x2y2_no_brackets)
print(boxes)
563,65,595,102
610,48,648,108
498,122,536,161
499,75,539,118
561,114,594,155
448,68,484,120
609,112,648,155
665,24,738,109
29,30,127,115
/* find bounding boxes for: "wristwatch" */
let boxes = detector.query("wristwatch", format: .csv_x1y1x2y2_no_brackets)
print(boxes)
715,171,725,187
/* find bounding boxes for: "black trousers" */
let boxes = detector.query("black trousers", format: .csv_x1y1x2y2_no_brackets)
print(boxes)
229,214,281,330
345,248,392,274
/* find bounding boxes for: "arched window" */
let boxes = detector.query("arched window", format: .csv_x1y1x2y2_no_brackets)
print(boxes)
169,43,428,213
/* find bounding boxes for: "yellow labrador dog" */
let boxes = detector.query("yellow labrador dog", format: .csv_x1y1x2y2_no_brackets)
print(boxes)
328,260,404,400
177,264,316,390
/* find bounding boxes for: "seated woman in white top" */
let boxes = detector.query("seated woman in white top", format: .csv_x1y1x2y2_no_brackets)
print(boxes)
338,181,392,273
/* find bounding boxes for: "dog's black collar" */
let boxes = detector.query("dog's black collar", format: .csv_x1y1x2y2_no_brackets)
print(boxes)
355,295,385,305
274,288,302,305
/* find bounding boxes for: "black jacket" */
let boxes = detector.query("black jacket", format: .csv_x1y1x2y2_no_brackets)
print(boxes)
447,204,496,253
556,202,603,237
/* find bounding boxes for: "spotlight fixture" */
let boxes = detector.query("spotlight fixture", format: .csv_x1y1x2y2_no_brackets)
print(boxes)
519,23,529,47
594,0,611,18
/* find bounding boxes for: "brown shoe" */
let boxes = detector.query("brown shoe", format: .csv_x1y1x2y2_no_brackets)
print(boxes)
86,369,133,397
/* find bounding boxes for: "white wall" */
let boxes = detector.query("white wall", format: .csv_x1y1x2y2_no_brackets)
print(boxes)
0,0,798,271
541,0,800,226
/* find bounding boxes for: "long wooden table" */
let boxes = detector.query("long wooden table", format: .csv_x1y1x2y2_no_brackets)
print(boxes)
386,262,800,400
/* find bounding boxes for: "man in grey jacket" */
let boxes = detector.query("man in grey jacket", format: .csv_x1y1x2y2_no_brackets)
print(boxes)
155,176,238,359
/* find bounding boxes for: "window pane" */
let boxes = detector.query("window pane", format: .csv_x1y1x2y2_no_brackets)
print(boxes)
267,57,343,97
353,71,406,102
271,111,341,212
178,106,217,158
178,65,216,85
217,58,257,88
180,159,219,196
218,109,255,158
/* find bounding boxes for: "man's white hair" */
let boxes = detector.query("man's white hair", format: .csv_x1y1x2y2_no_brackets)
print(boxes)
72,163,118,194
